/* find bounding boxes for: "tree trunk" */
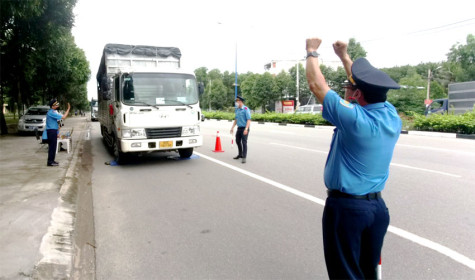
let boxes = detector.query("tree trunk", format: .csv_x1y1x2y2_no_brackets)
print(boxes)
0,90,8,135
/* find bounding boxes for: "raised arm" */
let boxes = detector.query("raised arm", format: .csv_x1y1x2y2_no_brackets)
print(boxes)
333,41,353,79
306,38,330,104
61,103,71,119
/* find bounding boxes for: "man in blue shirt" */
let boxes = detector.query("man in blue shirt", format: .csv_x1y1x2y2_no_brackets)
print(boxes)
306,38,401,279
230,95,251,163
46,99,71,166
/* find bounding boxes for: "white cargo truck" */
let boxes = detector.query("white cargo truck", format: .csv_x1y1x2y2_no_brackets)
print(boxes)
97,44,203,164
425,81,475,115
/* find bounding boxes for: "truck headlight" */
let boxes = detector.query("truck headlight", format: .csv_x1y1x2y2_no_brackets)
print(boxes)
122,128,146,139
181,125,200,136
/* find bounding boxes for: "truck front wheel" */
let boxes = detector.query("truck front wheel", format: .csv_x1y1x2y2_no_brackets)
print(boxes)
113,138,128,164
178,148,193,159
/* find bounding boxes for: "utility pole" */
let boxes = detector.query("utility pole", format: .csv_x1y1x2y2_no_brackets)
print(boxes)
234,42,238,102
208,80,212,111
296,60,300,109
426,68,431,107
426,66,441,107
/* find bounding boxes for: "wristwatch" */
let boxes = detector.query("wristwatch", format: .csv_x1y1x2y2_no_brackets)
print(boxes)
306,51,320,58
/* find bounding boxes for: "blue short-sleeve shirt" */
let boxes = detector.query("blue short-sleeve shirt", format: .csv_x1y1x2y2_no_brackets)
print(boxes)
322,90,401,195
235,105,251,127
46,109,62,130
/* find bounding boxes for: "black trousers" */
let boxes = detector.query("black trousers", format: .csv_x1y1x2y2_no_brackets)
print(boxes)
322,195,389,279
47,129,58,164
235,127,249,158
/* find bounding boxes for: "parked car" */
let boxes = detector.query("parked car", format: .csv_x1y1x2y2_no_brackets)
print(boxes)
17,106,49,135
296,104,323,114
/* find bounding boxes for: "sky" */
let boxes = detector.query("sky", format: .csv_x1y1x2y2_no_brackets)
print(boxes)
71,0,475,100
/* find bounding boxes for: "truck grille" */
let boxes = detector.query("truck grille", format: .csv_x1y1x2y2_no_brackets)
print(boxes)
146,127,181,139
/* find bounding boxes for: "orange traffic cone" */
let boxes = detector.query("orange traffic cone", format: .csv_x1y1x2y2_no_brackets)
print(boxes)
213,131,224,152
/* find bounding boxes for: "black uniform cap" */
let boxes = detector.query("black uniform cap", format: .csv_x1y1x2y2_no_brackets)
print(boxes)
350,58,400,102
49,99,59,107
236,95,245,102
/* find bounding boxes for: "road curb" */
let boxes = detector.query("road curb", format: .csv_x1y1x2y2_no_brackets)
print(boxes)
32,121,86,279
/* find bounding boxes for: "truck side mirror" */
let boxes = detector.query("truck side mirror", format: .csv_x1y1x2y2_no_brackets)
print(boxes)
198,82,204,95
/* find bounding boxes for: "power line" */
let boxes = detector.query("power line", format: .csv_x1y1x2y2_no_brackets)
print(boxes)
360,17,475,44
408,18,475,35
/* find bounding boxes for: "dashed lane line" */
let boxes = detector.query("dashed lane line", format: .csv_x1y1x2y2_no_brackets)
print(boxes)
269,143,462,178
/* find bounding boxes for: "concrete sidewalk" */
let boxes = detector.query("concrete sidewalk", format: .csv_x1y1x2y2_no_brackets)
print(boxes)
0,116,90,279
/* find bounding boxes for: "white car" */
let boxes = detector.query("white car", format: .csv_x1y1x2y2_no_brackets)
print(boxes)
17,106,49,135
296,104,323,115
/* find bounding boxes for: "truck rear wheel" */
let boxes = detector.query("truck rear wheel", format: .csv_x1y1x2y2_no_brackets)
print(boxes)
178,148,193,159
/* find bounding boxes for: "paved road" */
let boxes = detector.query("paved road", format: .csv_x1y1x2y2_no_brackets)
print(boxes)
90,119,475,279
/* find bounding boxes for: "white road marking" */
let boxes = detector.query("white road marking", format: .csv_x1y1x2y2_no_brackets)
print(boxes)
388,226,475,270
195,151,475,271
270,142,329,154
397,144,475,156
270,143,462,178
390,163,461,178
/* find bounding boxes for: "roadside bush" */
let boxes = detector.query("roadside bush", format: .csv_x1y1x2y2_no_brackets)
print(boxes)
204,110,474,134
203,111,234,120
203,111,331,126
413,111,475,134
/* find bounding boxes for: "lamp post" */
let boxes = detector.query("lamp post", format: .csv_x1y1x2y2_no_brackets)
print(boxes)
295,58,306,110
217,22,238,105
234,42,238,102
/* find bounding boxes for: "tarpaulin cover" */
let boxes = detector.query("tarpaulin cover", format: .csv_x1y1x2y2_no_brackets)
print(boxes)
96,44,181,85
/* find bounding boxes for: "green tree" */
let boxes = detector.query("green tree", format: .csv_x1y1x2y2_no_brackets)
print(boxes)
347,38,367,61
273,70,293,101
248,72,276,112
194,67,208,84
447,34,475,82
208,79,229,110
1,0,89,134
289,63,311,105
240,73,258,109
387,69,426,114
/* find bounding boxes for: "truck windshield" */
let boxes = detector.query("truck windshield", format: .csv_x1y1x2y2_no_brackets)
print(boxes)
122,73,199,106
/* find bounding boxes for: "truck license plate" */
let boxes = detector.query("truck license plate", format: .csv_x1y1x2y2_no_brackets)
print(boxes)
159,141,173,148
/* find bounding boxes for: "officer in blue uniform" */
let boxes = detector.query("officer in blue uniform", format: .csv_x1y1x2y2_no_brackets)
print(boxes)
305,38,401,279
46,99,71,166
230,95,251,163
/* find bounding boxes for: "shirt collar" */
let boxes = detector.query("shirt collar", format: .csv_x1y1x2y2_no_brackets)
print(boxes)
363,102,385,110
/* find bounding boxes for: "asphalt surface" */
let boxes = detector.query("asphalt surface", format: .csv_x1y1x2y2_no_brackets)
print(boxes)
0,116,89,280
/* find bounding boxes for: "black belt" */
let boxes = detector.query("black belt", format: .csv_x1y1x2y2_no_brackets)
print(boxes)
327,190,381,200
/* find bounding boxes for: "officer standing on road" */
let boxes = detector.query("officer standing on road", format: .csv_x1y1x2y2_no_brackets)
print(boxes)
230,95,251,164
305,38,401,279
46,99,71,166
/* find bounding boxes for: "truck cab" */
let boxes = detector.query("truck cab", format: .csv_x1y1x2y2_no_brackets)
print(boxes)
425,98,448,116
97,44,203,164
90,98,98,121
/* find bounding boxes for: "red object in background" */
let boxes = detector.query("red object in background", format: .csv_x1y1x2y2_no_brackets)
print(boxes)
109,104,114,115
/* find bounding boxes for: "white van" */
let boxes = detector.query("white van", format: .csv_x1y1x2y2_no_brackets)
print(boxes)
296,104,323,115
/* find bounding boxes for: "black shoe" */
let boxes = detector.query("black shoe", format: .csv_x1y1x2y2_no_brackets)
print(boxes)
53,161,59,164
47,162,59,166
242,158,246,163
233,155,242,160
